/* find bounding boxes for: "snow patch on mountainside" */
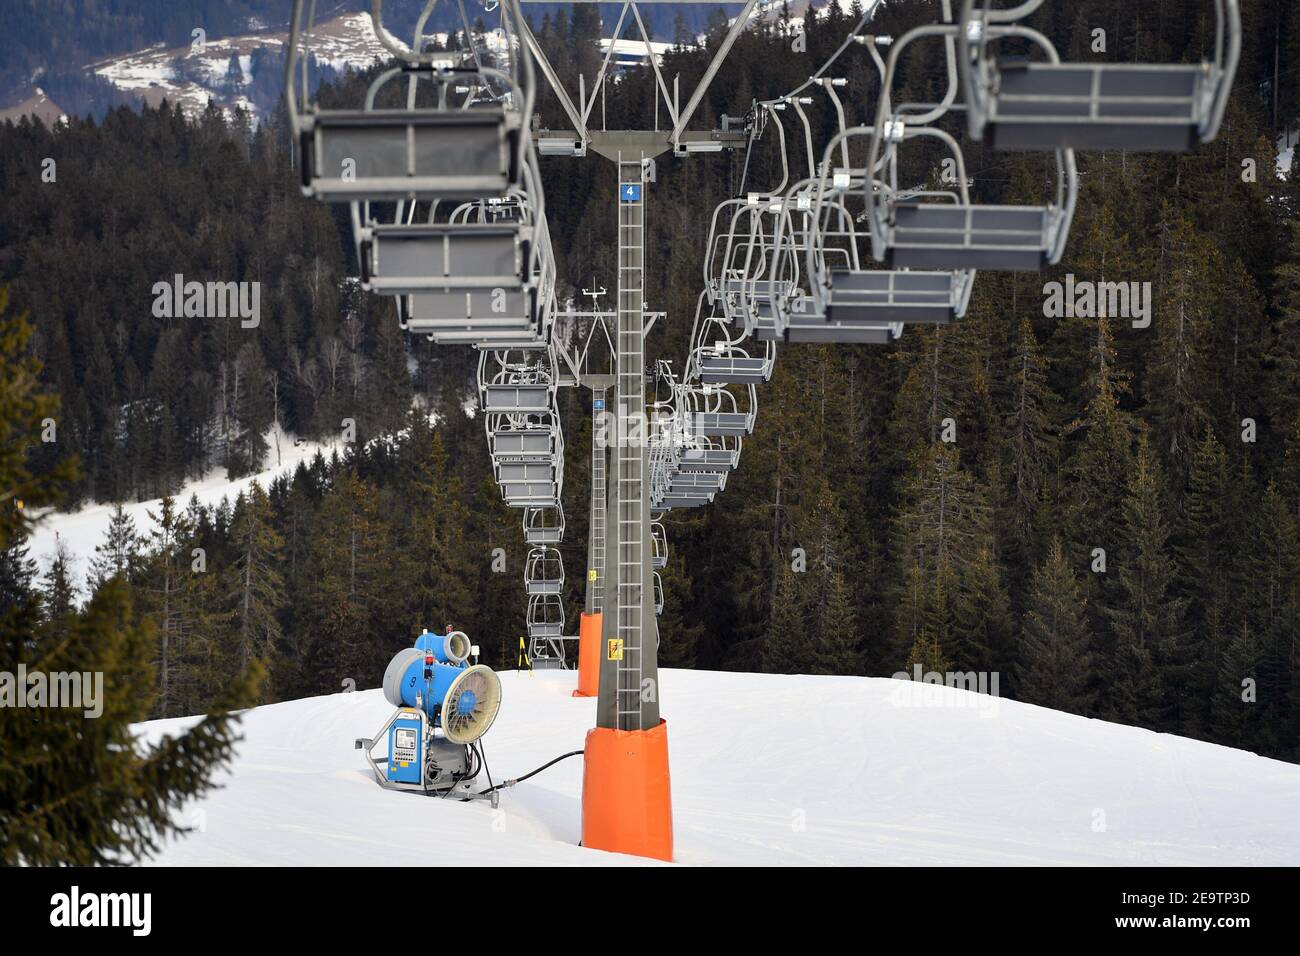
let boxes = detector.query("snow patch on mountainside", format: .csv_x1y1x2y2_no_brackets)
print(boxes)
139,669,1300,866
88,11,393,122
27,424,343,596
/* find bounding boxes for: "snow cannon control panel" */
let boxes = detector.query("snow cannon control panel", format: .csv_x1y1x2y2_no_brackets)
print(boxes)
387,717,422,785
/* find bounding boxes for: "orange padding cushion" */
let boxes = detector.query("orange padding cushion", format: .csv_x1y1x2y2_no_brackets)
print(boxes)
581,719,673,861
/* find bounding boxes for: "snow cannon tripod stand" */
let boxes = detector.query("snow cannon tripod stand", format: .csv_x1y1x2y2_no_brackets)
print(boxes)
355,629,504,806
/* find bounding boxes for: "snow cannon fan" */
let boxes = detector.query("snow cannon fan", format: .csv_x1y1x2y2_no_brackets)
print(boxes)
355,628,502,803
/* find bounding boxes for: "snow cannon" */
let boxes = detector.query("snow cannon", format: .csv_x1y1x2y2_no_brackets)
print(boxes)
355,629,502,802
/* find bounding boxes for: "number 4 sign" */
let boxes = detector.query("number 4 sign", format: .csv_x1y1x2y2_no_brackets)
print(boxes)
621,183,642,202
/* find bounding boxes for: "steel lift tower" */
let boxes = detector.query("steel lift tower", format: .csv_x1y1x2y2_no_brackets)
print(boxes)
518,0,756,859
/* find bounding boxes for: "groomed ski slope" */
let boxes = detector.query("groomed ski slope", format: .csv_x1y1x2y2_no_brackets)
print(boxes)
138,669,1300,866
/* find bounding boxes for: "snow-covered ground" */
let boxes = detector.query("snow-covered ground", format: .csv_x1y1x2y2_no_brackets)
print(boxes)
1279,128,1297,179
138,669,1300,866
28,425,343,596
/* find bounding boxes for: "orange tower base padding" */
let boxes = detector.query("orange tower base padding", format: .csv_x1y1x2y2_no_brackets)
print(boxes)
572,612,601,697
581,718,673,861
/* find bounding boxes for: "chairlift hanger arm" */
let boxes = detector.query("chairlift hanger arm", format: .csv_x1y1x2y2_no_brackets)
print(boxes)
669,0,761,147
515,15,590,143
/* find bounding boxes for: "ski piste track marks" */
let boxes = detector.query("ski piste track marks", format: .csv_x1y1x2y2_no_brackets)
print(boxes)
137,669,1300,866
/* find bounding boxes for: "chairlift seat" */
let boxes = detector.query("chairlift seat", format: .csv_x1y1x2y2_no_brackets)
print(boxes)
482,384,553,414
888,203,1052,271
362,223,526,294
300,108,520,201
986,62,1207,153
525,551,564,596
785,310,898,345
697,353,771,385
523,506,564,544
687,412,753,438
669,472,725,493
497,461,557,484
677,448,738,472
827,270,958,325
491,429,557,459
405,287,537,327
658,494,714,509
501,481,559,506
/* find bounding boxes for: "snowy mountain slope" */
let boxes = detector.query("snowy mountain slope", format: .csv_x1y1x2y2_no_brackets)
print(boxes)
27,425,346,596
138,669,1300,866
88,11,393,122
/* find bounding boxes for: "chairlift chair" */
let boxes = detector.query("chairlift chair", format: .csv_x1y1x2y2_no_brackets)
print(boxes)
865,18,1078,272
523,505,565,544
651,521,668,570
525,547,565,595
285,2,532,203
958,0,1241,153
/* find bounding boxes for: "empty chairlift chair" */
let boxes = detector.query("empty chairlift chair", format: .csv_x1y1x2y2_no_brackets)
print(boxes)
865,18,1078,272
526,593,565,641
392,190,556,347
696,343,773,386
361,221,527,296
481,380,554,416
285,3,531,202
525,547,564,595
651,521,668,570
958,0,1241,153
523,505,565,545
684,386,756,439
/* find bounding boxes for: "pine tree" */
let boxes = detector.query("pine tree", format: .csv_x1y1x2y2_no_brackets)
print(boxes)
89,503,143,591
301,472,395,693
0,287,260,865
411,431,476,630
1000,317,1057,573
1102,435,1186,728
762,563,812,673
39,536,77,623
0,528,37,611
1173,426,1230,736
1062,316,1134,572
222,482,286,682
656,558,703,670
905,627,951,677
1018,539,1094,713
138,495,202,716
1210,620,1271,754
813,569,860,675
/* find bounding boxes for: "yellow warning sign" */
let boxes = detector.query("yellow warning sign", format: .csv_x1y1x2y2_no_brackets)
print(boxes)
587,569,598,582
607,639,624,661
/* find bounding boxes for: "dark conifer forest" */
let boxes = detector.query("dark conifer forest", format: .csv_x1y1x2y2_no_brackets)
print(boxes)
3,0,1300,766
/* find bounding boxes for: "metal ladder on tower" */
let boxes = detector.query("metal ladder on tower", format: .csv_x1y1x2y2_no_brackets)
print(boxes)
589,386,607,615
616,155,646,731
